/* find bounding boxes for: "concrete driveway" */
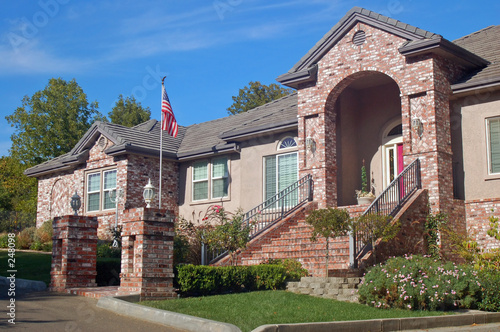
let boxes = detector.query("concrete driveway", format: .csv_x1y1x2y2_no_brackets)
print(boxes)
0,291,185,331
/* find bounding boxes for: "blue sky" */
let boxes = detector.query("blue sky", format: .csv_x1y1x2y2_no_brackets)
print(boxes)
1,0,498,157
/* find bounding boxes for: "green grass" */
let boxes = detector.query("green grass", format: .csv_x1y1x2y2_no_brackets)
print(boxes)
0,250,52,285
141,290,449,332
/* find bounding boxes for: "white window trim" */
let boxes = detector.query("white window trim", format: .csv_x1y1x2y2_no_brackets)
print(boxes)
263,151,299,201
211,157,229,199
486,116,500,175
192,160,209,202
278,136,298,150
85,168,117,213
191,157,230,202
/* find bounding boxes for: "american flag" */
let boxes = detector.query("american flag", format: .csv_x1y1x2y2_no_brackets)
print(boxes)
161,84,178,137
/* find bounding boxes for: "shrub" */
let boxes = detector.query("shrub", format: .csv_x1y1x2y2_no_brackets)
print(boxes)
358,255,481,311
96,242,121,258
261,258,309,281
16,226,36,249
174,234,190,266
34,220,53,244
477,268,500,312
175,264,288,296
0,233,9,248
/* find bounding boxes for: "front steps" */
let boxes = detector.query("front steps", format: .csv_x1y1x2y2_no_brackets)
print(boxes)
286,276,362,303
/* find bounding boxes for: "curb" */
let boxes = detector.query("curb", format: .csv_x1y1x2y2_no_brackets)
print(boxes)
97,295,500,332
252,311,500,332
97,295,241,332
0,276,47,295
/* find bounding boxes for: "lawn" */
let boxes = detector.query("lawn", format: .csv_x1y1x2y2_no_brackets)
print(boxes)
141,290,448,332
0,250,52,285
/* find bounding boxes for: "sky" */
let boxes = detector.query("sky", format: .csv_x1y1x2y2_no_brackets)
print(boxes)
0,0,499,157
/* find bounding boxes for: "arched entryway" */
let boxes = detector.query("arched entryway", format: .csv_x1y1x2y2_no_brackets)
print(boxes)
329,71,402,206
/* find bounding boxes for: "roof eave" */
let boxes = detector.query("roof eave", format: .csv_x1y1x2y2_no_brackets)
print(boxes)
276,66,318,89
399,37,489,68
177,143,240,161
24,150,89,178
451,76,500,95
105,143,178,161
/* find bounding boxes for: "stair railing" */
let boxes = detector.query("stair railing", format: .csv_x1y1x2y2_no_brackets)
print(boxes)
203,174,314,265
350,158,421,268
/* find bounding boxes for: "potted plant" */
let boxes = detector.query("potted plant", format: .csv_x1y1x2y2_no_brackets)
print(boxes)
356,161,375,205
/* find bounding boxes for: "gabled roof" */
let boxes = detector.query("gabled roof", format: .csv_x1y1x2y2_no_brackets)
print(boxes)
277,6,488,88
24,93,298,177
24,120,186,177
451,25,500,93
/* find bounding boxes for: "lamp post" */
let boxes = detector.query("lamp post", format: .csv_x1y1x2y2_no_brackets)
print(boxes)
143,178,156,208
70,191,81,216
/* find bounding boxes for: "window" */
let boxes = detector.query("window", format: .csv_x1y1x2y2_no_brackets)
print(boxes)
192,157,229,201
264,152,298,205
279,137,297,150
487,117,500,174
86,169,117,212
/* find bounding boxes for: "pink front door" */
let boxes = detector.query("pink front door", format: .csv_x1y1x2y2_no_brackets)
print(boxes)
397,144,404,175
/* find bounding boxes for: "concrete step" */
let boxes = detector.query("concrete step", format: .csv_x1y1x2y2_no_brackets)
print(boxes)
286,276,362,303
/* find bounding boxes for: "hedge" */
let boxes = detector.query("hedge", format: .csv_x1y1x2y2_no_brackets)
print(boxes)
175,264,288,296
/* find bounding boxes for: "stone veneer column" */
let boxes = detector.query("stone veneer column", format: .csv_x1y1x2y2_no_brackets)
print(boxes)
119,208,176,300
50,215,98,292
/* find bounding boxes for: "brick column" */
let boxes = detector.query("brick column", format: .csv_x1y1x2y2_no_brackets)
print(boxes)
50,215,98,292
119,208,176,300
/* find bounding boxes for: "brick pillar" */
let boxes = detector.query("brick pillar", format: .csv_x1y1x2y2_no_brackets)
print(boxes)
119,208,176,301
50,215,98,292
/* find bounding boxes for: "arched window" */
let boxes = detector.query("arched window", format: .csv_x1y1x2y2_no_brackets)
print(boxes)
278,137,297,150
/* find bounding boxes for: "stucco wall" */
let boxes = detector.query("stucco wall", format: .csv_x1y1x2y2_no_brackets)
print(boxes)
454,90,500,201
178,131,298,224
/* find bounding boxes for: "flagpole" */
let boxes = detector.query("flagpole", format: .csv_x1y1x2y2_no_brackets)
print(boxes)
159,76,166,209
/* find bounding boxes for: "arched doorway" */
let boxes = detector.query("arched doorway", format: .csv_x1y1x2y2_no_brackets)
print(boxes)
331,71,402,206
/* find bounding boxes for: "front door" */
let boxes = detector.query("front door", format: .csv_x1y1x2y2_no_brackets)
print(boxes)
383,124,403,188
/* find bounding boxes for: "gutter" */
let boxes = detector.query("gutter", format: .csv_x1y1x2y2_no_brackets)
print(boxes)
177,143,240,161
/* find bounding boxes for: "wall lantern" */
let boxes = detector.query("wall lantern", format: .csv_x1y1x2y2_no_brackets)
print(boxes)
305,137,316,153
143,178,156,208
70,191,81,216
411,118,424,138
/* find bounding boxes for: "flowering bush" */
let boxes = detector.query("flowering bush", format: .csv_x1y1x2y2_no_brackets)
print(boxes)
358,255,481,311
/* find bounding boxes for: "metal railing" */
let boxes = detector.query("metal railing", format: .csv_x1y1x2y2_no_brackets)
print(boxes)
351,158,421,267
204,174,314,264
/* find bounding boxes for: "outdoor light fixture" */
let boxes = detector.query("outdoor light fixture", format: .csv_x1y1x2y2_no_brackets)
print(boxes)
305,137,316,153
411,118,424,138
70,191,81,216
143,178,156,208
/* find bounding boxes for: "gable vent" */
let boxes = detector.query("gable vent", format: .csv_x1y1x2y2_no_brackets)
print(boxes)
352,30,366,46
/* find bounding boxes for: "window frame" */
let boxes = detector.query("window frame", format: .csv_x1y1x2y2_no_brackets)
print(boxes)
85,167,117,213
486,116,500,175
191,157,229,202
263,151,299,204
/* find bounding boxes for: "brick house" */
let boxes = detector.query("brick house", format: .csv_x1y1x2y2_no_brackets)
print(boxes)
26,7,500,276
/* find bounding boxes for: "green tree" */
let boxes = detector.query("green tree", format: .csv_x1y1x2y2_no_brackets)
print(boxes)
305,208,351,276
6,78,105,165
0,156,37,214
227,81,293,115
109,94,151,127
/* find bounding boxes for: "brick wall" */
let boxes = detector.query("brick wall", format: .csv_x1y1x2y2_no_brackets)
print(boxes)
466,199,500,250
119,208,176,300
35,134,179,239
50,215,98,291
